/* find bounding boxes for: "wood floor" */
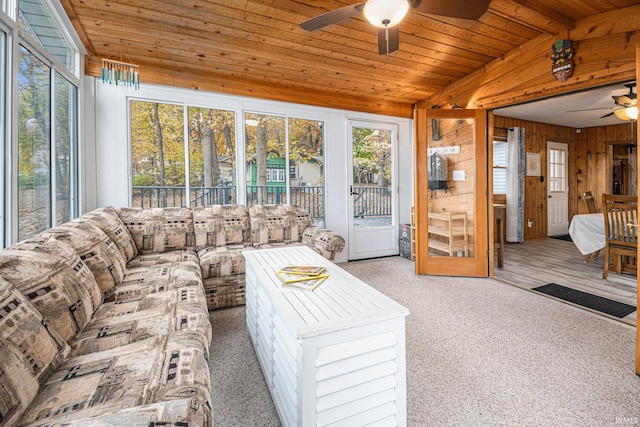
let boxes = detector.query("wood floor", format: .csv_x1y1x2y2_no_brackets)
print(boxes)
493,237,638,326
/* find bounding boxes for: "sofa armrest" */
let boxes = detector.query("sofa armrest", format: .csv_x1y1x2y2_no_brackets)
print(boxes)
301,226,345,261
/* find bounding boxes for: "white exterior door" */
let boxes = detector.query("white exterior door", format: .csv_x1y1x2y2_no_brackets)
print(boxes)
347,120,398,260
547,141,569,236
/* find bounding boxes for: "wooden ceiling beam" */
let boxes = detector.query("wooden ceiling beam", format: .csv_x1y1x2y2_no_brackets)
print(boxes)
489,0,576,35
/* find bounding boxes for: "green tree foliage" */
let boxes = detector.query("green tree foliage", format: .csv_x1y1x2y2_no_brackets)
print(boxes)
188,107,235,187
18,46,51,189
352,127,391,187
130,101,185,187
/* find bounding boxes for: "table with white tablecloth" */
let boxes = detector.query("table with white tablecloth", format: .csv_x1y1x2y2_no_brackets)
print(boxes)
568,213,605,255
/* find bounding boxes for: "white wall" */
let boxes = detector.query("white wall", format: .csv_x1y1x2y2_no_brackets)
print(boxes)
84,77,414,263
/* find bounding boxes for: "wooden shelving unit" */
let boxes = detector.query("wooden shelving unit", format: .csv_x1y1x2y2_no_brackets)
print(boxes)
428,211,469,257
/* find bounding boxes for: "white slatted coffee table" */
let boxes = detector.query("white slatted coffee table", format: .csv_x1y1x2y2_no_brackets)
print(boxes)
244,246,410,427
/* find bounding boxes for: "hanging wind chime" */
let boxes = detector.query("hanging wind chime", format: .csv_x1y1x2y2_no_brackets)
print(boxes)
101,40,140,90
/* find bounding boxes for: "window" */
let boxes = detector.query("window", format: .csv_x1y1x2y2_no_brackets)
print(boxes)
245,113,325,225
18,45,51,240
493,141,507,195
19,0,75,72
188,106,236,205
130,100,237,207
54,72,77,224
0,0,80,246
266,168,285,183
130,100,185,207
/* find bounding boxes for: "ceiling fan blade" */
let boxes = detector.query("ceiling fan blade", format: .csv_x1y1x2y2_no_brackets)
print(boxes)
600,111,616,119
566,107,613,113
612,94,636,107
410,0,490,20
378,25,400,55
300,4,364,31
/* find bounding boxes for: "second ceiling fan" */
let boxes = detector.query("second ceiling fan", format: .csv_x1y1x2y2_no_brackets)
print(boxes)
299,0,491,55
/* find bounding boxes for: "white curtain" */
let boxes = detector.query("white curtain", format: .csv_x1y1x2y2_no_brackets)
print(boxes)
506,127,525,242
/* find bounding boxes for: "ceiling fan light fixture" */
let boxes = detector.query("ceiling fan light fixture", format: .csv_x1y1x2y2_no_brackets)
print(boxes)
614,106,638,122
363,0,410,28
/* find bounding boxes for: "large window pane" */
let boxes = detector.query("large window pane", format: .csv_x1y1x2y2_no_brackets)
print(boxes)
54,72,77,224
188,107,236,205
131,100,185,207
289,117,324,225
19,0,75,72
18,45,51,240
245,113,287,206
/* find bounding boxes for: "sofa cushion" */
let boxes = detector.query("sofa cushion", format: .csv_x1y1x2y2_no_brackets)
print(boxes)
41,221,126,298
69,286,211,357
194,204,251,247
112,261,202,303
126,249,199,268
291,204,314,235
117,207,196,254
249,204,295,246
17,331,212,426
197,245,254,279
76,206,138,262
0,277,70,427
0,237,101,341
193,205,226,250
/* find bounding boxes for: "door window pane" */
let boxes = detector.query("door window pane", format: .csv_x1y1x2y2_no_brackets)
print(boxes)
130,100,185,207
549,148,566,192
54,72,77,224
352,127,392,228
18,45,51,240
427,118,474,258
188,107,236,205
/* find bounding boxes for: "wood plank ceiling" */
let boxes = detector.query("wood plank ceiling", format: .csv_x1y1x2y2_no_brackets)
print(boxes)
60,0,640,117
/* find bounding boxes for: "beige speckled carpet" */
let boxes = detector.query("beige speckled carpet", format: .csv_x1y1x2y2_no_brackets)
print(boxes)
209,256,639,426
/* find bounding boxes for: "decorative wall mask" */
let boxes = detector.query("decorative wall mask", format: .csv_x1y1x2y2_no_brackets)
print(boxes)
551,39,575,82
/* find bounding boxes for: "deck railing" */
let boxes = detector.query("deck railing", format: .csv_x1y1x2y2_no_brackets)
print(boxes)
352,186,392,218
131,184,391,220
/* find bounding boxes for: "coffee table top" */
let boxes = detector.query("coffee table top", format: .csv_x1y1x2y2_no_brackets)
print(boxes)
244,246,409,338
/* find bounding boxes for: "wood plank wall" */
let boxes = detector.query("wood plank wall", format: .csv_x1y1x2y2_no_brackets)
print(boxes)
494,116,635,239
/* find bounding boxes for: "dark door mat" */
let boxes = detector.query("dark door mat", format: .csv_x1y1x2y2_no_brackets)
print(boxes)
550,234,572,242
532,283,636,318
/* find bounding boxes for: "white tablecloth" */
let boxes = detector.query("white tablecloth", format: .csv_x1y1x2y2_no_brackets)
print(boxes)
568,213,605,255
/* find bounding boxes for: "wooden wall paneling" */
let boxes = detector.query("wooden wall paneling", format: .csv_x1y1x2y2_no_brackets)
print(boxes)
493,116,576,239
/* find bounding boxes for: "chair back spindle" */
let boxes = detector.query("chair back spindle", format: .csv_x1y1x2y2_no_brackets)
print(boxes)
601,194,638,279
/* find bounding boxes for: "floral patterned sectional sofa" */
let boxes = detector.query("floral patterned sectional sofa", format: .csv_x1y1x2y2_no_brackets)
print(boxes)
0,204,344,426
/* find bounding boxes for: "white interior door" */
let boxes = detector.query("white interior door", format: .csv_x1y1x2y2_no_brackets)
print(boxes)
347,120,398,260
547,141,569,236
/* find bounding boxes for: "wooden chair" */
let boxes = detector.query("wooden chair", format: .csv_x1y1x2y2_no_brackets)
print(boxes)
581,190,601,261
601,194,638,279
581,190,598,213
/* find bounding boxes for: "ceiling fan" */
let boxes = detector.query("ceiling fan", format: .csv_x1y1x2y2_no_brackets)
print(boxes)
601,83,637,121
566,83,638,122
299,0,491,55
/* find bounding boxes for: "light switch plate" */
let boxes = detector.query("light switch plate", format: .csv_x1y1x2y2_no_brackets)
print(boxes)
453,170,465,181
